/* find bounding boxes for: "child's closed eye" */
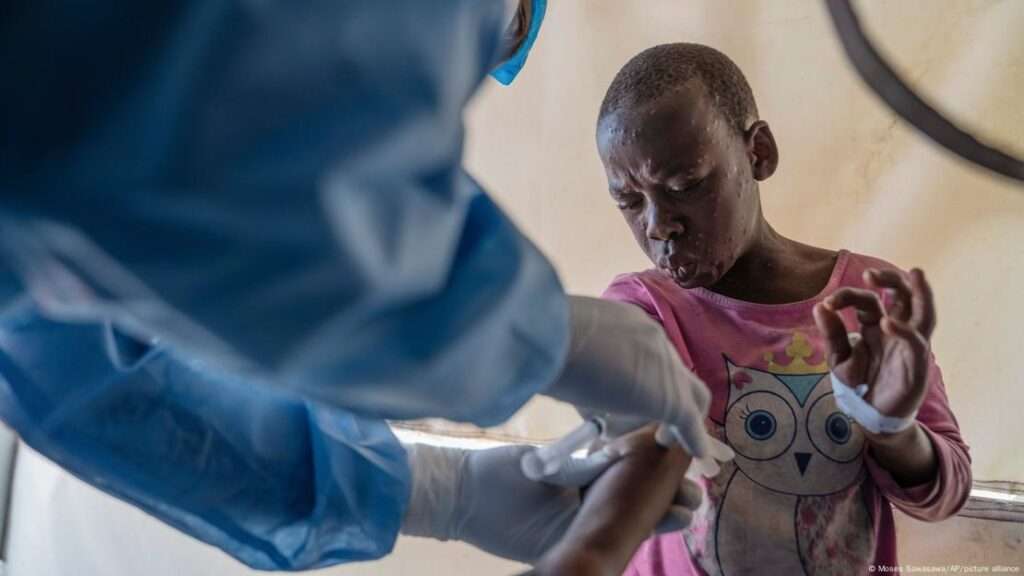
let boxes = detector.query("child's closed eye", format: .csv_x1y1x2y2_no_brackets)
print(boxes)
614,193,643,210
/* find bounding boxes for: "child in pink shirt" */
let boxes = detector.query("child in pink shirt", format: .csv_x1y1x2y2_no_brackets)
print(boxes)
594,43,971,575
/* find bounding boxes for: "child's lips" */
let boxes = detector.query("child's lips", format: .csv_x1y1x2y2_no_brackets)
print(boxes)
672,265,699,283
659,258,700,283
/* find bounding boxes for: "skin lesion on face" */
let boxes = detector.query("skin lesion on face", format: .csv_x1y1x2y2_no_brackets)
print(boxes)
597,82,770,291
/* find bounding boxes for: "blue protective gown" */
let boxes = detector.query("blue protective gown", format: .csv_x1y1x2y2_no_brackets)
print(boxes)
0,0,566,570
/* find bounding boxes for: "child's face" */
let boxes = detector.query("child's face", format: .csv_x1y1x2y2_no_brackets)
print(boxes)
597,82,763,289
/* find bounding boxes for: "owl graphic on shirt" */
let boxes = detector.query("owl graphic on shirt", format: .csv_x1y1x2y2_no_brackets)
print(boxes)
682,336,876,575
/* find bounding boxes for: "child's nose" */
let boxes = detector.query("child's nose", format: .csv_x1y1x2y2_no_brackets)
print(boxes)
645,204,685,241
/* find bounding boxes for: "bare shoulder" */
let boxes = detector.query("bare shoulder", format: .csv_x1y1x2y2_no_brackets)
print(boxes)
783,240,840,283
843,251,905,273
799,243,841,274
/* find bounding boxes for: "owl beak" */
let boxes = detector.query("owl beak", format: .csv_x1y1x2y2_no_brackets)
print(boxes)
794,452,812,476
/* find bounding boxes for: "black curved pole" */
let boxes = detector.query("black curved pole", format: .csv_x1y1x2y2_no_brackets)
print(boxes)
825,0,1024,184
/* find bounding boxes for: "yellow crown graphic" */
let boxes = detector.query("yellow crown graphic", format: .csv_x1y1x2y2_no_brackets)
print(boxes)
763,332,828,374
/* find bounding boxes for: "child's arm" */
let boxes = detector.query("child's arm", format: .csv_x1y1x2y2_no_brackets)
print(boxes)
863,422,937,486
530,425,692,576
864,363,972,521
814,268,972,521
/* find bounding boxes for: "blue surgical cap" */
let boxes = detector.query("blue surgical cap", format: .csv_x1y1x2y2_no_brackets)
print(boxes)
490,0,547,85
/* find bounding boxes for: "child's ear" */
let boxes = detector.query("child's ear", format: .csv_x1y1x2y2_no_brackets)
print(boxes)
745,121,779,181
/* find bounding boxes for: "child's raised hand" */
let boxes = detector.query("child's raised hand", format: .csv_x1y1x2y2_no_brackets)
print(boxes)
812,268,936,422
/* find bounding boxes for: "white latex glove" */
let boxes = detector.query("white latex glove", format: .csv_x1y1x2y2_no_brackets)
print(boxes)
399,442,701,564
580,413,734,478
545,296,716,460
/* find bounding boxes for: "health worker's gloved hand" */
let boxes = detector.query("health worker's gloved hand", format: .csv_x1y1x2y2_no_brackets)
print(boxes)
544,296,716,461
399,440,701,564
576,412,734,479
400,442,596,563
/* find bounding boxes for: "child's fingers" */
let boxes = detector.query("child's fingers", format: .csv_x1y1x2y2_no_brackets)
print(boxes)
825,288,885,325
909,268,937,340
865,269,913,322
880,317,931,409
814,302,852,366
880,317,928,362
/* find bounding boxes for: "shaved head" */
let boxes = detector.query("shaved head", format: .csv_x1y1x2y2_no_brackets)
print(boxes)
599,43,759,135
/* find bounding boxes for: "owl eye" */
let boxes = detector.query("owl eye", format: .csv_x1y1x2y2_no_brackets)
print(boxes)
744,410,777,440
825,413,852,444
726,390,796,461
806,393,865,464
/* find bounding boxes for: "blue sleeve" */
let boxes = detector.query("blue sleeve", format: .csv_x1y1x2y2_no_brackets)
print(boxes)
0,300,410,570
0,0,569,426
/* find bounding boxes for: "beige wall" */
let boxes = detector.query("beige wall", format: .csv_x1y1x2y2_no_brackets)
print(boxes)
461,0,1024,484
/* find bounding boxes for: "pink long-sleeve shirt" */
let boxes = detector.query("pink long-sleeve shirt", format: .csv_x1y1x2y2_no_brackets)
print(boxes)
604,250,971,576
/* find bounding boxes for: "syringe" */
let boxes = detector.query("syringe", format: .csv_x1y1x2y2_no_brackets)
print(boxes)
520,418,604,481
521,420,735,485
